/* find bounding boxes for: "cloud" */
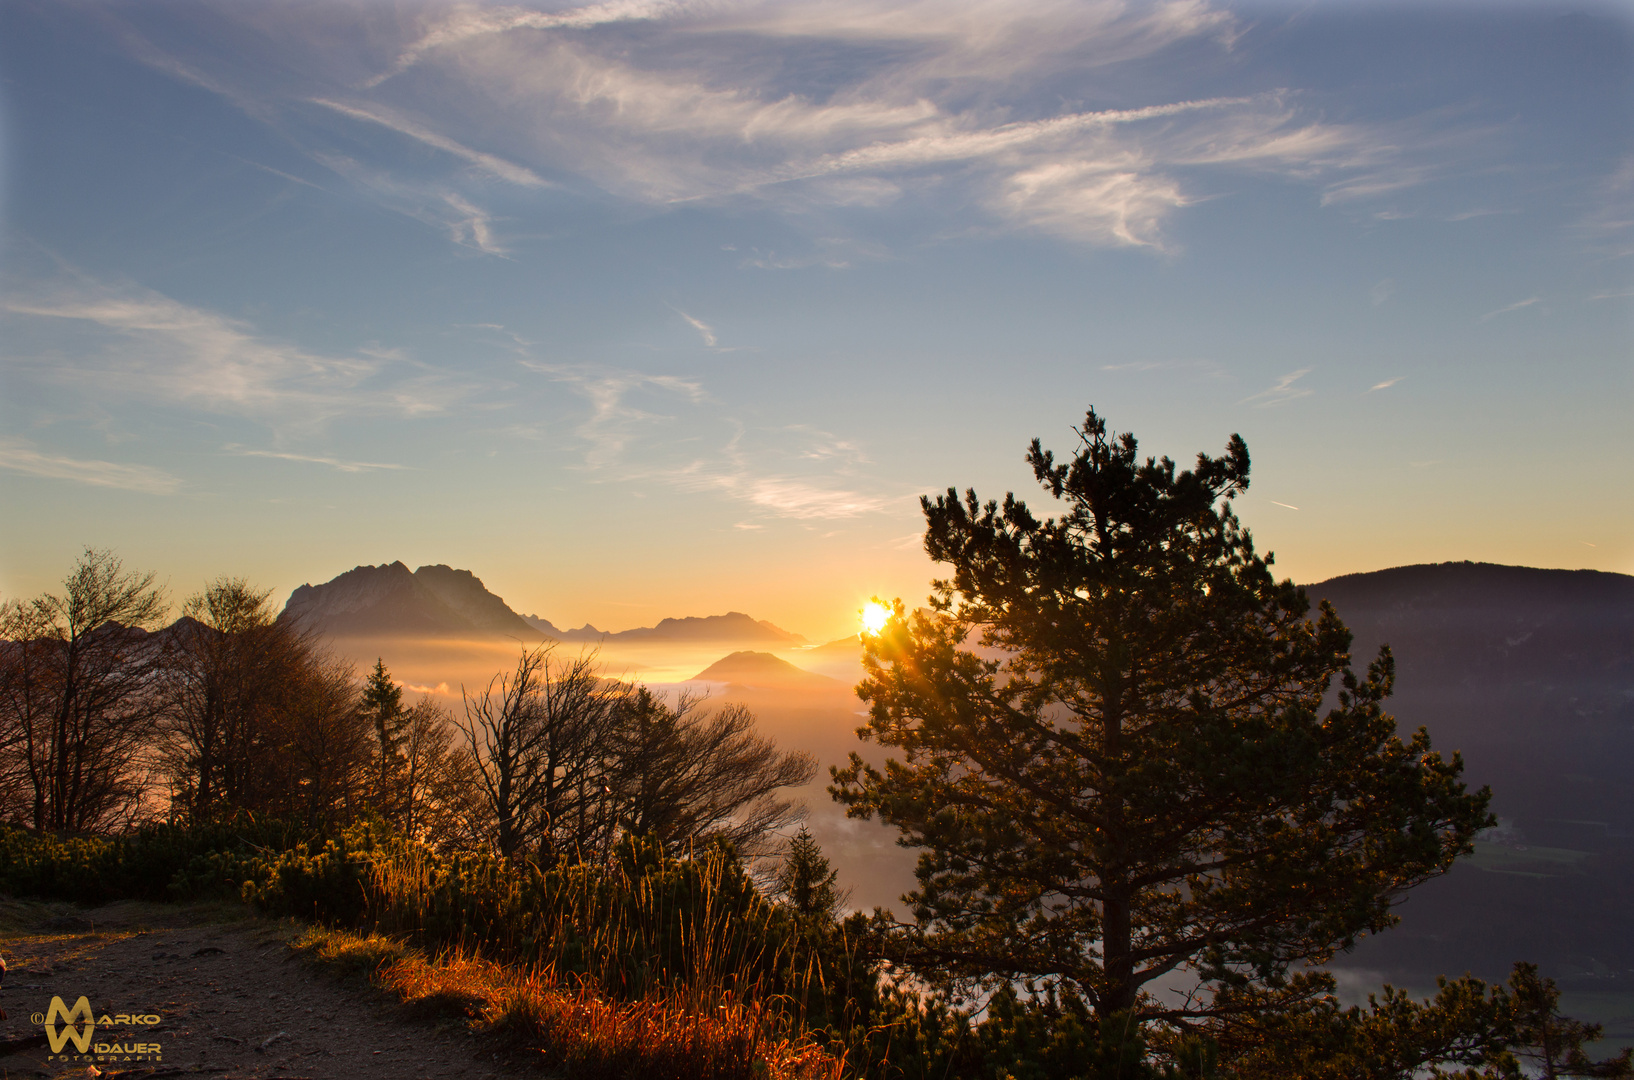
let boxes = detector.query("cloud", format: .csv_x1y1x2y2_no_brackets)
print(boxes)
1577,156,1634,238
314,154,513,255
224,446,408,472
338,10,1405,246
309,99,548,188
1320,166,1439,207
441,193,507,255
792,428,869,466
519,356,901,519
116,0,1452,252
520,360,706,467
3,275,459,429
670,306,719,347
668,466,899,519
1099,359,1226,378
999,165,1187,247
1370,278,1395,306
1478,296,1541,322
370,0,699,86
229,156,325,190
654,419,901,520
0,438,181,494
1368,376,1402,391
1242,368,1313,408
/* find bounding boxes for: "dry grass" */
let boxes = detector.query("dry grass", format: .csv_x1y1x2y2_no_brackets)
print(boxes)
294,925,844,1080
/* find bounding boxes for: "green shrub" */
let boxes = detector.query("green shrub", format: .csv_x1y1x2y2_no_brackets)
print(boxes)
0,814,312,905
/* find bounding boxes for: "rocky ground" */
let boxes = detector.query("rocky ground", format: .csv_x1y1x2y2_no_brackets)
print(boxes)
0,901,528,1080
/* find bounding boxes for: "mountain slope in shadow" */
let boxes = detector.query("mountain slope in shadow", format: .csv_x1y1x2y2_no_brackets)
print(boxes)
1309,562,1634,1021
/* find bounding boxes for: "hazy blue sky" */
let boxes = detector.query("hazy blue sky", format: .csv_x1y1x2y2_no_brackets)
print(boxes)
2,0,1630,641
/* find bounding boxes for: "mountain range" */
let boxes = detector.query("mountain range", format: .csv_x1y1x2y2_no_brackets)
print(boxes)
280,562,804,645
1301,562,1634,1000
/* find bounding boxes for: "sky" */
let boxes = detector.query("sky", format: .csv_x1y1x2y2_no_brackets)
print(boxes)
1,0,1630,644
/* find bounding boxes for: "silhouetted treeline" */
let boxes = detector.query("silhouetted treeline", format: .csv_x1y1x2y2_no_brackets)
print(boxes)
0,550,812,858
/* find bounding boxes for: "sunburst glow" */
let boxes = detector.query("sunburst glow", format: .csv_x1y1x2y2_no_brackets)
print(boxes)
861,601,890,634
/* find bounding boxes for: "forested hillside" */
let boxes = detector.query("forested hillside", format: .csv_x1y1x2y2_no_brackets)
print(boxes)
1308,563,1634,1028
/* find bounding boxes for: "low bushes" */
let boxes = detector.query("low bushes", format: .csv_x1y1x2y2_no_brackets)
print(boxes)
0,814,310,904
248,828,874,1034
0,818,1151,1079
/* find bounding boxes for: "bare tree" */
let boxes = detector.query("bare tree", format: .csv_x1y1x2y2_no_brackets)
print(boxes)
457,645,549,858
0,549,168,832
0,603,54,825
608,687,815,858
456,647,814,862
157,576,378,827
399,698,492,848
352,660,489,843
455,645,632,860
159,577,317,819
269,651,373,825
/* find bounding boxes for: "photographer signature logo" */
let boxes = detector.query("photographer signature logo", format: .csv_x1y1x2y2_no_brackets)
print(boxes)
30,995,163,1062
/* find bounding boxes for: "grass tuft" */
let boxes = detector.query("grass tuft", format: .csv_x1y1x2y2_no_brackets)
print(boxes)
292,924,411,980
295,923,843,1080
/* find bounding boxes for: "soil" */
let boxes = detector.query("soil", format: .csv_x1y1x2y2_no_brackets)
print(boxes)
0,901,531,1080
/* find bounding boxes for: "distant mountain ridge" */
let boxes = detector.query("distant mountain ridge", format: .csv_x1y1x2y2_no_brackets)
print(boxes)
281,562,541,639
528,611,805,646
281,562,805,644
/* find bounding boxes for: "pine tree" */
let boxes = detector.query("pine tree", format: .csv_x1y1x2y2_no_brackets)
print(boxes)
362,658,409,821
1505,963,1633,1079
832,406,1492,1033
777,824,847,922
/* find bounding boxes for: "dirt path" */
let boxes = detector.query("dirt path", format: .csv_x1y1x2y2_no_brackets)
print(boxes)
0,902,532,1080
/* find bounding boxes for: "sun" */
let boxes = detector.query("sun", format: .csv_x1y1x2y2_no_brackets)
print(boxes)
861,601,890,635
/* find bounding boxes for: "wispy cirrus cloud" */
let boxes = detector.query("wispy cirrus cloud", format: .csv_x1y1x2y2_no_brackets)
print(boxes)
368,0,699,87
1243,368,1313,407
308,98,548,188
224,445,408,472
314,153,513,255
1099,358,1226,377
670,307,719,347
676,473,895,519
0,437,181,494
515,355,900,519
519,360,707,467
1575,156,1634,259
666,464,900,519
2,274,461,430
657,419,901,520
115,0,1442,253
1479,296,1541,322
